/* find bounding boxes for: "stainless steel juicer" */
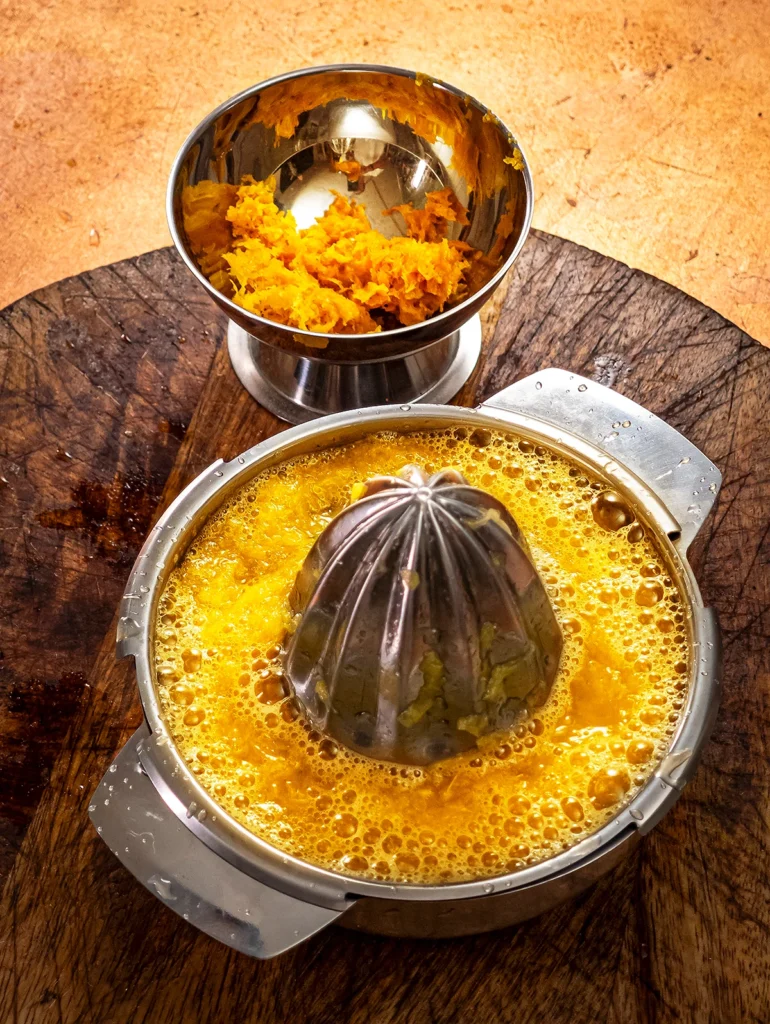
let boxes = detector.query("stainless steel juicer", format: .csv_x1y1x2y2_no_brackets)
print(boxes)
90,369,722,958
285,464,564,765
167,64,533,423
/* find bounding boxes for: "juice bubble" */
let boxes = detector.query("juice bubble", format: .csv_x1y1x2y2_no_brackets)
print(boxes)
591,490,635,531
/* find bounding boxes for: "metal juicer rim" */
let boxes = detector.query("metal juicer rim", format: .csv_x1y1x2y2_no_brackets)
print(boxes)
115,401,720,911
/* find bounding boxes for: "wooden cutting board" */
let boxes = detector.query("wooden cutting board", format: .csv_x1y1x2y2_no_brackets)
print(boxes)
0,232,768,1023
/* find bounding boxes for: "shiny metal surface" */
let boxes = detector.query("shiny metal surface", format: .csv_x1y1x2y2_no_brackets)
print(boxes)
95,369,722,955
89,725,342,957
341,825,640,938
286,465,562,764
483,368,722,550
167,64,533,416
227,315,482,424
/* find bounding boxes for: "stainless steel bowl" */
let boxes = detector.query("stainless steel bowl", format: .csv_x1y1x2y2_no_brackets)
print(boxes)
90,369,722,958
167,65,533,422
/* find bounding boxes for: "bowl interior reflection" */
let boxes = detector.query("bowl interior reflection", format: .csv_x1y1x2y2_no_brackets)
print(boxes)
169,66,532,355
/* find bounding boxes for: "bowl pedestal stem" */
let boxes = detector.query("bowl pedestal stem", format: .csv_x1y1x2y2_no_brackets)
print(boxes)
227,315,482,423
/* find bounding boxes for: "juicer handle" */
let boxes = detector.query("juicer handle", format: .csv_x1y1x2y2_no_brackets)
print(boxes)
89,724,342,958
480,368,721,549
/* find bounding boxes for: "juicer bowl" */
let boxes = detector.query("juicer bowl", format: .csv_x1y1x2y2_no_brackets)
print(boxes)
167,64,533,421
90,369,722,958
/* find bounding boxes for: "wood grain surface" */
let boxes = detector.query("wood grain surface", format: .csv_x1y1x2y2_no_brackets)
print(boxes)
0,234,767,1023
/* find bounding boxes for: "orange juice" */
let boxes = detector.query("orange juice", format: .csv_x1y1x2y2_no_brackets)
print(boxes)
155,428,688,883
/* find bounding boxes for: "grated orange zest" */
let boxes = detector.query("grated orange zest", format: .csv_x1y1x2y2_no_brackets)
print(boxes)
186,175,486,335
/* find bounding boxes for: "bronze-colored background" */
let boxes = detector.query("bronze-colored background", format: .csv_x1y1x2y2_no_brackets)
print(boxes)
0,0,768,341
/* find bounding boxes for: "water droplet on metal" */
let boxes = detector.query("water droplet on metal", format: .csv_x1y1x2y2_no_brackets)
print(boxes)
535,381,543,390
657,748,692,786
149,875,176,901
577,384,587,392
118,616,141,639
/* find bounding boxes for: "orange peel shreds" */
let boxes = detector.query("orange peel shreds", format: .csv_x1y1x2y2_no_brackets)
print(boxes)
226,175,300,262
243,73,498,194
181,180,238,288
303,232,468,326
503,148,525,172
331,158,363,182
299,193,372,254
385,186,470,243
188,176,486,335
225,239,379,336
487,197,518,262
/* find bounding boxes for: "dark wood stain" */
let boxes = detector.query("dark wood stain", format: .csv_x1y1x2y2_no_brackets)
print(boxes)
0,237,767,1023
0,248,223,880
0,670,88,871
38,472,163,565
157,417,188,442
